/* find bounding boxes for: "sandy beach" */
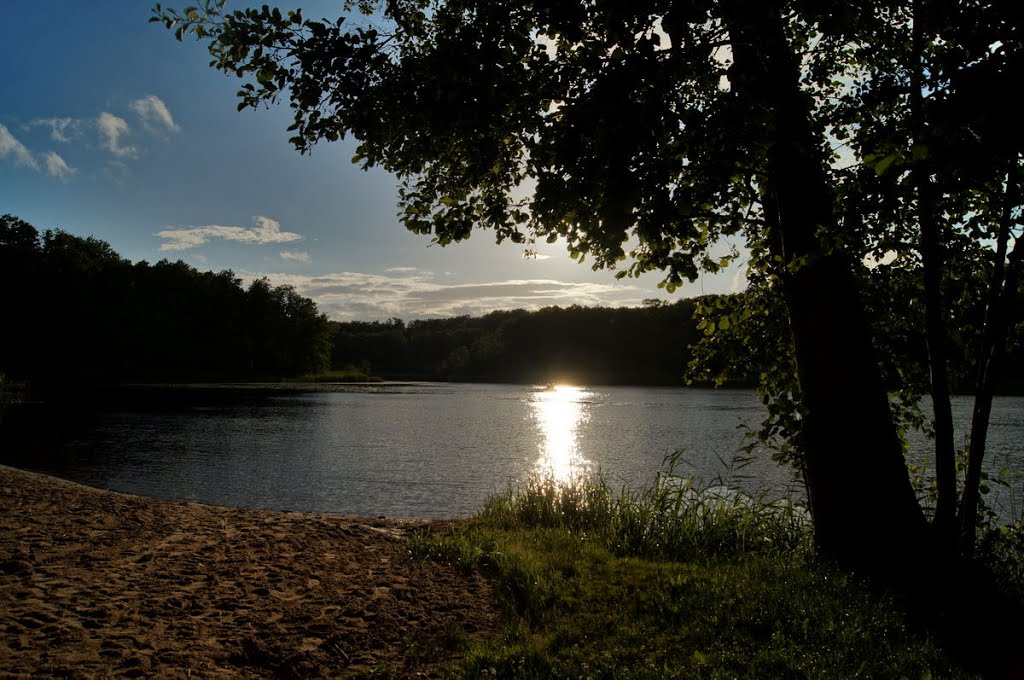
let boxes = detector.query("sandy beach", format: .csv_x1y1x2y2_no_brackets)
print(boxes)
0,465,499,678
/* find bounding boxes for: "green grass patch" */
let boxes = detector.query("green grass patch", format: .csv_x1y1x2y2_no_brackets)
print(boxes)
411,475,970,678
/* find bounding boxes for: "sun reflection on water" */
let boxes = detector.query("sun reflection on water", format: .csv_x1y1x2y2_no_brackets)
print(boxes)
531,385,593,483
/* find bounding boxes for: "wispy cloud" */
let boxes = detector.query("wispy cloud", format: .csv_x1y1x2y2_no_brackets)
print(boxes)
729,265,747,294
0,123,40,170
43,151,76,180
131,95,179,134
97,112,136,158
156,216,303,251
27,97,175,164
240,270,645,320
1,123,77,180
280,250,311,263
30,117,80,143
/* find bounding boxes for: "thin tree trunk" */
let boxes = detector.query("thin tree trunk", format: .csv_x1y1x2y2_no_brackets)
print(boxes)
910,0,958,547
723,0,929,574
960,159,1022,555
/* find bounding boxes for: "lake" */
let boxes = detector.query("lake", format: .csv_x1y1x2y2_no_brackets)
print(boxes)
1,383,1021,520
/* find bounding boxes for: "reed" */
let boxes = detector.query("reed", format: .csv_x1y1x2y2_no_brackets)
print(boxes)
476,466,810,563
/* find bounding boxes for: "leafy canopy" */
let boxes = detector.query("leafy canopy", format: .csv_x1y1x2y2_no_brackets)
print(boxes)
153,0,801,290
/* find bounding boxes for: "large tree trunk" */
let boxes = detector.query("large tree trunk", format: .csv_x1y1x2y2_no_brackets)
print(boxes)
723,1,930,574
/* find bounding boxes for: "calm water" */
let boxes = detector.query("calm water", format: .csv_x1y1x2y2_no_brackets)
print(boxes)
1,383,1021,520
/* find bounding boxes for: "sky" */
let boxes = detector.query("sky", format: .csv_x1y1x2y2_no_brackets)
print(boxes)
1,1,745,321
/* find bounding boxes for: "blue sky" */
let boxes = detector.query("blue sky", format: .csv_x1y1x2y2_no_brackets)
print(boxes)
2,1,744,320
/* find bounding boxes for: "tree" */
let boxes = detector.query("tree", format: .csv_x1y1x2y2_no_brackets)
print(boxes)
0,216,43,383
152,1,1022,579
822,0,1023,555
0,216,333,386
689,0,1023,559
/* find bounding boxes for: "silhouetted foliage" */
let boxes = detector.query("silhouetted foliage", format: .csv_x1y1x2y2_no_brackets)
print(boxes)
0,215,331,393
328,300,701,384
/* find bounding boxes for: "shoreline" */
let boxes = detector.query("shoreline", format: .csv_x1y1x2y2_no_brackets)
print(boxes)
0,464,499,677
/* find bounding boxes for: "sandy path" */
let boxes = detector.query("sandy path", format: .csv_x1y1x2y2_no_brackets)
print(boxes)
0,465,498,678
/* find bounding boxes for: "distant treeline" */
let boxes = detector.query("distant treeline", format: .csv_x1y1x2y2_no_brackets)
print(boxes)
326,290,1024,390
1,215,331,393
6,214,1022,394
0,214,712,393
328,300,702,385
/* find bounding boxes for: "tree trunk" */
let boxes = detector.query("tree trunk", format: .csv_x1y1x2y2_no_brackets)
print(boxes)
910,1,958,548
960,159,1022,555
723,0,930,574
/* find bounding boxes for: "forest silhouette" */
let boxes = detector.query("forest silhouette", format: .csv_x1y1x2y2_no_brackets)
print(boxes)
4,212,1022,397
0,215,330,394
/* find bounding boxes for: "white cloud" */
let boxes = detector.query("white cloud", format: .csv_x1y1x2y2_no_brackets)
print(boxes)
43,151,76,180
97,112,136,158
31,117,80,143
28,97,175,164
728,266,747,294
156,215,303,251
0,123,40,171
131,95,179,134
0,124,75,180
239,270,645,321
280,250,312,263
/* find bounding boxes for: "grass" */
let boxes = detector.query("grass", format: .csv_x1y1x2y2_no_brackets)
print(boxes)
410,473,973,679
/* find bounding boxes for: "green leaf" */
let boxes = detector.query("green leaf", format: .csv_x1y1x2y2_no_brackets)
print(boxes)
873,153,898,176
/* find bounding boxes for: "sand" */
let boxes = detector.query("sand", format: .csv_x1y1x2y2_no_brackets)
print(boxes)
0,465,499,678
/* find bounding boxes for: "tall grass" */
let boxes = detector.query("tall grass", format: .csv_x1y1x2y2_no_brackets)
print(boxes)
476,466,810,563
409,466,966,678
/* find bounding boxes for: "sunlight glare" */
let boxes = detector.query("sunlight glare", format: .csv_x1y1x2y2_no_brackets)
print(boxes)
531,384,592,484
